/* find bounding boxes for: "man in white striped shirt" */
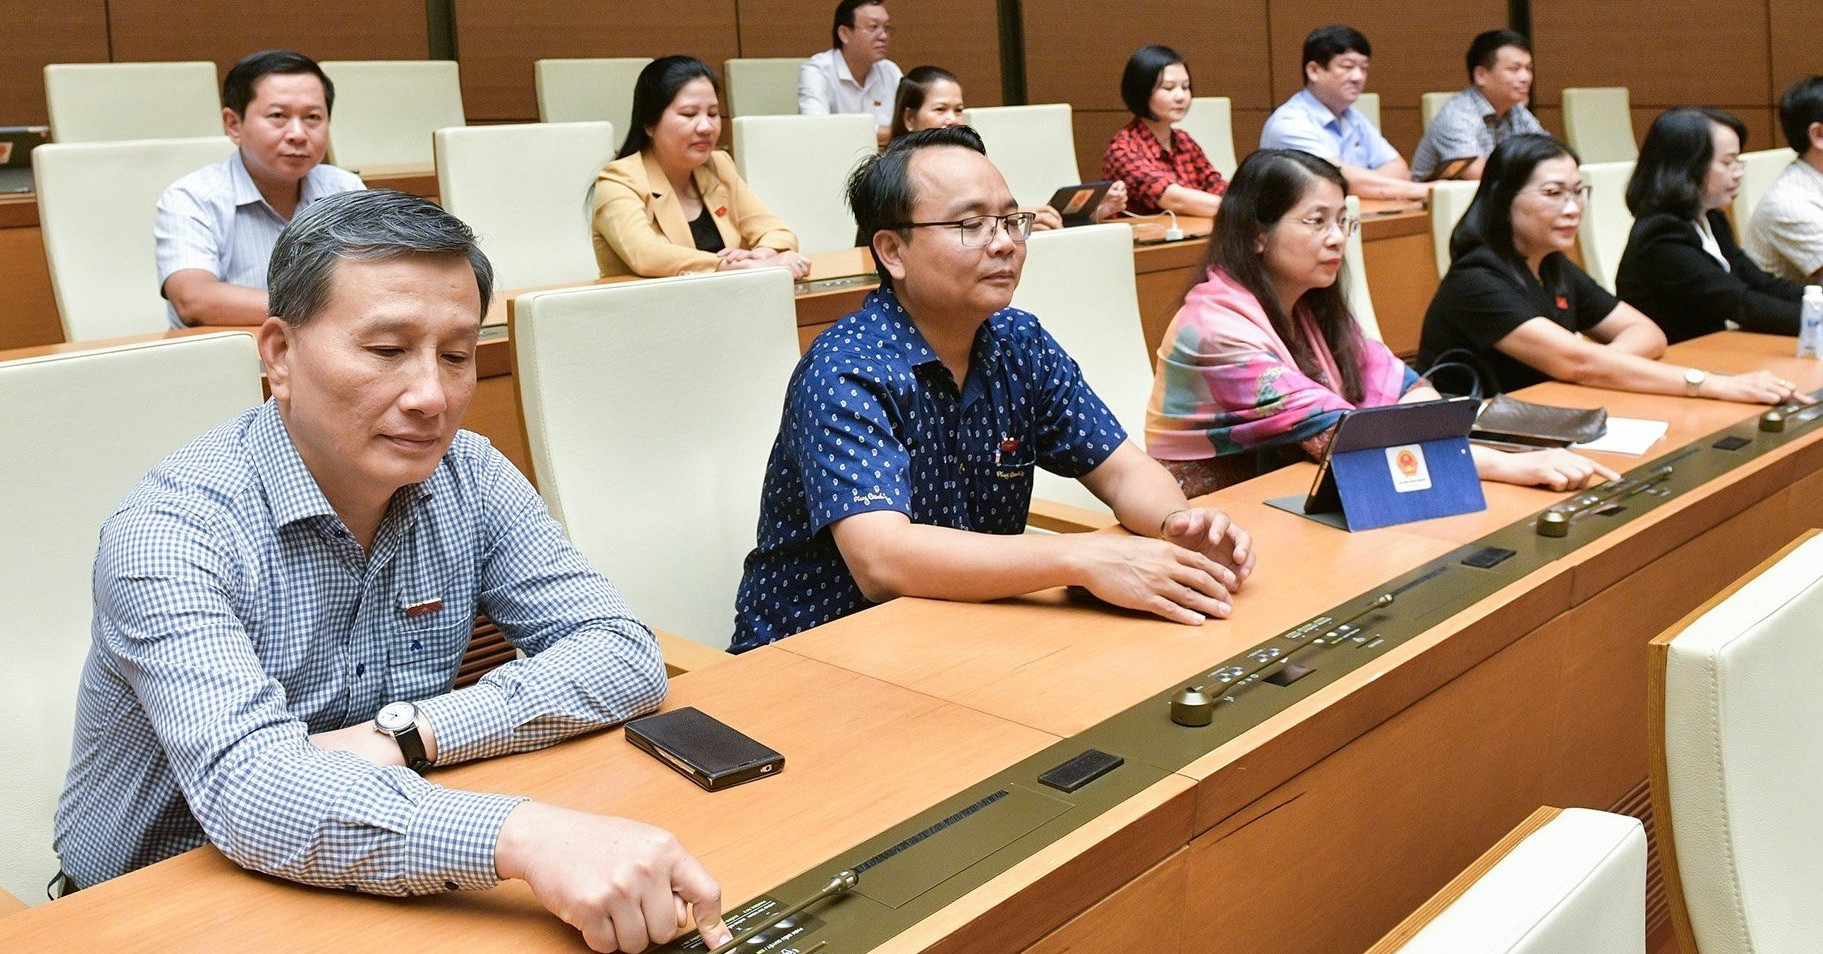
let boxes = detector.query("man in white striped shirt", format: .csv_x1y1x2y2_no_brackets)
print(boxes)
155,50,363,328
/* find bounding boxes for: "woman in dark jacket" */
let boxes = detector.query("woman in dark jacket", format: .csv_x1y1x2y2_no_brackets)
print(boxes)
1615,107,1805,344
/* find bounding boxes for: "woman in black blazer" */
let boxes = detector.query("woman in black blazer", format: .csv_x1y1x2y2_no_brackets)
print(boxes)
1615,107,1805,344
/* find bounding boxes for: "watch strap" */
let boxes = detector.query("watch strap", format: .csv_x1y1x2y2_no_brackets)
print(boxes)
393,723,432,774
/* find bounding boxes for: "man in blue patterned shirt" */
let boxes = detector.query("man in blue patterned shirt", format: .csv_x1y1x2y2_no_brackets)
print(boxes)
732,126,1257,651
57,190,731,953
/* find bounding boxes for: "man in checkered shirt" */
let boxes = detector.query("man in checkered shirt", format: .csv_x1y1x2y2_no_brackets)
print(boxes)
55,189,732,954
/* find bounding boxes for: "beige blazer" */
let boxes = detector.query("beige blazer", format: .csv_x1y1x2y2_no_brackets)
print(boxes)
590,150,798,279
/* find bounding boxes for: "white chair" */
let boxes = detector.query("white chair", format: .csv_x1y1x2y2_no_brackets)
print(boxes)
1430,179,1480,279
1420,91,1454,129
1342,195,1383,342
724,58,803,118
733,113,875,253
435,121,615,290
1563,87,1637,164
33,136,234,342
1577,160,1635,292
0,332,263,907
1366,806,1646,954
319,60,465,171
1651,528,1823,954
43,61,220,144
964,103,1081,209
1733,147,1796,229
1175,96,1238,179
1010,224,1151,515
534,57,650,141
1355,92,1381,129
513,269,800,649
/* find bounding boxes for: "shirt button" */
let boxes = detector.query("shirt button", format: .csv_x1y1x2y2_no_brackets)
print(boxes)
355,664,366,676
445,881,459,891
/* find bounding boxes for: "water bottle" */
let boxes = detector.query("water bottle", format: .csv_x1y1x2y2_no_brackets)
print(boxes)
1799,286,1823,359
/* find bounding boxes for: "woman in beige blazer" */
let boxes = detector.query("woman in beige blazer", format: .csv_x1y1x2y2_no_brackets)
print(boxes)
591,56,808,279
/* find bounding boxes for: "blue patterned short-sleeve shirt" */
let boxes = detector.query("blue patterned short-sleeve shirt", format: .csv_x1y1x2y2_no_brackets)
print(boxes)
731,287,1126,651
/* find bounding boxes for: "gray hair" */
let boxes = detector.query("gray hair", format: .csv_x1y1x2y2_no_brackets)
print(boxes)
267,189,494,327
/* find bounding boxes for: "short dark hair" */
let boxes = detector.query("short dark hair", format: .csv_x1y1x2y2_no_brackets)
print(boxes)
618,56,719,159
268,190,494,328
1627,107,1746,219
1120,45,1187,121
1779,76,1823,155
222,50,334,118
1202,149,1366,402
1466,30,1530,83
892,65,961,140
1451,133,1580,282
832,0,886,50
1301,25,1371,83
847,124,987,291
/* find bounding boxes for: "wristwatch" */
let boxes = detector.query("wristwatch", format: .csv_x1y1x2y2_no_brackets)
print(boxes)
1684,367,1707,397
375,701,433,774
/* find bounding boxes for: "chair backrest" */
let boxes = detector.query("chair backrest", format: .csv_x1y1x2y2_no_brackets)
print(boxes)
1563,87,1637,164
1733,147,1796,228
1651,529,1823,954
1367,806,1646,954
534,57,650,138
1354,92,1381,129
513,269,800,648
964,103,1082,209
723,58,803,117
435,121,615,289
0,332,263,907
1175,96,1238,178
733,113,875,253
1342,194,1383,342
43,61,220,144
1420,91,1454,129
319,60,465,171
1577,160,1635,292
34,136,234,342
1009,224,1148,514
1430,179,1480,279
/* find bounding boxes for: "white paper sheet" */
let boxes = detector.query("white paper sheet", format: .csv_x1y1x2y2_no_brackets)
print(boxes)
1573,417,1669,455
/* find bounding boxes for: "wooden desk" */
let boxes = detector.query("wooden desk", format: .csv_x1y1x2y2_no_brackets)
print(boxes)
1,333,1812,954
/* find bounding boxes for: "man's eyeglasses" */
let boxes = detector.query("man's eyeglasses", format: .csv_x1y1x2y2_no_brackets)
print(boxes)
888,211,1037,247
1519,183,1593,209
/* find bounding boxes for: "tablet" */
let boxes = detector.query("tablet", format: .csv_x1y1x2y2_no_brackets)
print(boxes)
1304,397,1481,518
1044,181,1114,227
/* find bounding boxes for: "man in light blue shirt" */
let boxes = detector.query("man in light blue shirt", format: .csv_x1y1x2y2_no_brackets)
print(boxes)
1261,25,1429,201
1411,30,1546,181
155,50,363,328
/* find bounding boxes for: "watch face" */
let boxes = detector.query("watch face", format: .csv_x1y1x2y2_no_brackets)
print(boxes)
376,701,416,732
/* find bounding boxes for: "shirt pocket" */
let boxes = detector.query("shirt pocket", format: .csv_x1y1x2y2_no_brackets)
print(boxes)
960,451,1036,532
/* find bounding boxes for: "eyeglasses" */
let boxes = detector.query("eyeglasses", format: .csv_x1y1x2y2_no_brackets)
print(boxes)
889,211,1037,247
1293,213,1360,238
853,22,894,36
1519,183,1593,208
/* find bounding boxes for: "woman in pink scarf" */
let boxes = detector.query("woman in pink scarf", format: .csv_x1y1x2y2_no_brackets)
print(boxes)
1146,149,1615,497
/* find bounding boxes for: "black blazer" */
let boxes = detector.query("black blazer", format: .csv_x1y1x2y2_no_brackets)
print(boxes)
1616,209,1805,344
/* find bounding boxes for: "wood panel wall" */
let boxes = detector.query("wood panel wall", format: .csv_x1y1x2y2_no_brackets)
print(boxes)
0,0,109,126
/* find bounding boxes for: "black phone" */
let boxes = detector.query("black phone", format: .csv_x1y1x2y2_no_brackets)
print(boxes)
624,706,784,791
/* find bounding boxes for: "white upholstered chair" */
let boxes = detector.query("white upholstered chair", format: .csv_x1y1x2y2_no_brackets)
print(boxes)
723,58,803,118
32,135,234,341
1733,147,1797,229
1563,87,1638,164
1366,806,1646,954
1342,194,1383,342
1651,528,1823,954
43,61,220,143
1577,160,1635,292
963,103,1081,209
1420,91,1454,129
1354,92,1381,129
0,332,263,907
1175,96,1238,178
733,113,875,253
1009,224,1150,517
434,121,615,289
319,60,465,171
534,57,650,137
512,268,799,651
1430,179,1480,279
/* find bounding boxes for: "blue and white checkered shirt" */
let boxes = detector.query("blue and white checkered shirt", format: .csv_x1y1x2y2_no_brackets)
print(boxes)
55,400,666,893
1410,87,1545,180
153,150,365,328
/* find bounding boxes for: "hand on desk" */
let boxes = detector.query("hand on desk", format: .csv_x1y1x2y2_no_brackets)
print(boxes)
718,247,811,279
1075,508,1252,625
1472,445,1621,491
495,802,732,953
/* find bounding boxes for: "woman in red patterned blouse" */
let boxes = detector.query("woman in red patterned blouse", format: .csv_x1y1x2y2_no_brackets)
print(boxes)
1102,45,1228,217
